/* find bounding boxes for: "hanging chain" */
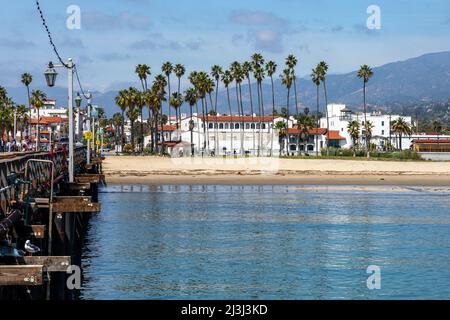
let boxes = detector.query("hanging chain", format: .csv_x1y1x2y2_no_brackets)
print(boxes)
36,1,91,99
35,0,70,68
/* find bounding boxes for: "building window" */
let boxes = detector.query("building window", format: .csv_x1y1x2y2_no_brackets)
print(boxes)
235,123,239,129
262,123,266,129
219,123,224,129
251,123,255,129
246,123,250,129
256,123,260,129
208,123,213,129
382,121,385,126
382,130,385,135
225,123,229,129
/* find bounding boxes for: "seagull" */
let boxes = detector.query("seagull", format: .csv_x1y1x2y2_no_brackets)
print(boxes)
24,240,40,255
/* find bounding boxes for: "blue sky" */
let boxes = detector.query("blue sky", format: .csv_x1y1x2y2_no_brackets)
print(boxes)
1,0,449,91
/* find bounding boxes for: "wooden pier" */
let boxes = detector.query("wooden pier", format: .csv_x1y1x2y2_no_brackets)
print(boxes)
0,148,103,300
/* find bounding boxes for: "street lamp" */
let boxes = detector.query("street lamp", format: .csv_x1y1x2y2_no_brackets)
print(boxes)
44,59,75,183
44,62,58,87
75,92,82,108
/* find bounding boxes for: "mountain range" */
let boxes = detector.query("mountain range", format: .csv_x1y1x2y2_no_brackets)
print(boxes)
4,51,450,117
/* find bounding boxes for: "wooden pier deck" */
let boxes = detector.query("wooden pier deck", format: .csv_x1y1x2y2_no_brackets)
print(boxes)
0,148,104,300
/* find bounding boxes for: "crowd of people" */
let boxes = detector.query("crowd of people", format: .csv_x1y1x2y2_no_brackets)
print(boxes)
0,137,33,152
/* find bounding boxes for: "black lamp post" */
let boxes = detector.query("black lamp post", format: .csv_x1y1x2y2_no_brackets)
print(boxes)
44,62,58,87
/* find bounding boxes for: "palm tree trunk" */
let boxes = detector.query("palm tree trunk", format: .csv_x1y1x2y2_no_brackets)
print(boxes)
238,83,245,156
248,77,255,156
255,80,260,156
195,102,200,155
215,79,220,156
121,110,125,152
208,93,216,155
323,80,330,156
270,76,275,157
36,108,40,151
285,88,290,156
259,82,265,157
294,77,301,156
226,86,233,155
26,86,31,137
316,85,319,157
363,82,369,158
190,104,194,156
201,98,207,155
167,76,172,141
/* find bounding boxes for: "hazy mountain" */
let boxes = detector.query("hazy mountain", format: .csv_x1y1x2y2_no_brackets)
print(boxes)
5,51,450,117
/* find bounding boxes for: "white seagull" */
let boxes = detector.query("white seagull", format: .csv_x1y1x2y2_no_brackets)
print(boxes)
24,240,41,255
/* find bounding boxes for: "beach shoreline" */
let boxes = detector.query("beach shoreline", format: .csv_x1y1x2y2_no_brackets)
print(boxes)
103,156,450,186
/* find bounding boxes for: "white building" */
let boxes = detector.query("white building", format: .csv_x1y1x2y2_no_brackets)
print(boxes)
320,104,413,150
30,99,85,141
143,113,345,156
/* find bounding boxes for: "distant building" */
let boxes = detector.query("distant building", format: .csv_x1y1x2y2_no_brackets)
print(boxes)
320,104,413,150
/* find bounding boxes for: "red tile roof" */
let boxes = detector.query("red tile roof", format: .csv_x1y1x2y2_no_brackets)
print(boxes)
327,130,347,140
30,117,68,125
288,128,327,135
287,128,346,140
158,125,177,132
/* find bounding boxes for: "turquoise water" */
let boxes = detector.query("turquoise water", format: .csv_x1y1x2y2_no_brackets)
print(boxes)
80,185,450,299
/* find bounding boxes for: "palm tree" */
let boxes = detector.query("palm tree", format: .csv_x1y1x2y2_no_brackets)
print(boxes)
311,66,322,156
135,64,151,153
21,73,33,137
170,92,183,140
184,88,197,156
253,64,266,156
347,120,360,157
162,62,173,138
286,55,299,117
147,75,167,154
280,68,293,155
230,61,245,156
392,117,412,150
242,61,255,154
252,54,266,156
357,64,374,158
115,89,129,152
222,70,234,155
211,65,223,154
174,64,186,137
30,89,46,151
275,121,287,157
318,61,330,155
265,61,277,156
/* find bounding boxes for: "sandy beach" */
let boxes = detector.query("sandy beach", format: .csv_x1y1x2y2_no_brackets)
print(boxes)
102,156,450,186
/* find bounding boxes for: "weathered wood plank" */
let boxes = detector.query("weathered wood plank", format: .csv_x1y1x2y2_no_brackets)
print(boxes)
52,202,100,213
22,256,71,272
53,196,92,203
0,265,43,286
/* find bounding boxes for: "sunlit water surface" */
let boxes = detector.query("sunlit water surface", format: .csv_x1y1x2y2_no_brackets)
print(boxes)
80,185,450,299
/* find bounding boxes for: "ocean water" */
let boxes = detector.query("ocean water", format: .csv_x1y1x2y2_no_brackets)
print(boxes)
80,185,450,300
